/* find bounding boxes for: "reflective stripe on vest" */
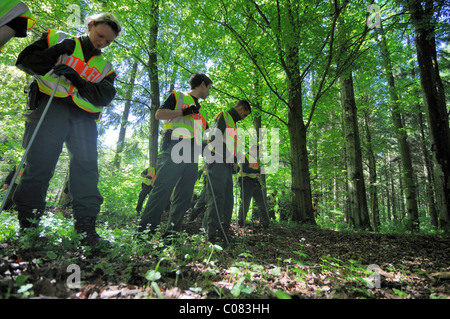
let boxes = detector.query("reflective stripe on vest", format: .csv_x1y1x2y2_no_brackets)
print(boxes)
239,154,259,178
143,167,156,186
221,111,237,157
35,30,114,116
207,111,238,159
162,90,207,145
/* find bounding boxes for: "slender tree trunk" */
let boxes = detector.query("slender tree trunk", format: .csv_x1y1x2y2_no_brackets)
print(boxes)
407,0,450,231
388,151,398,221
363,109,380,231
114,61,138,170
251,69,266,204
333,156,339,212
340,72,371,230
147,0,161,169
383,153,392,222
417,110,438,227
378,23,419,231
397,160,406,219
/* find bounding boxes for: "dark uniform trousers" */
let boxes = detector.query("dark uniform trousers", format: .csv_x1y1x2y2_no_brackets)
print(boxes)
203,162,234,240
13,95,103,219
139,139,198,234
188,176,208,222
136,184,152,214
237,177,269,227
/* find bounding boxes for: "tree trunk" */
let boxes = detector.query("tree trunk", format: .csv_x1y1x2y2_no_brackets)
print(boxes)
252,71,265,195
407,0,450,231
378,23,419,231
382,152,392,222
340,72,371,230
417,109,438,227
388,151,398,221
407,34,438,228
147,0,161,169
362,109,380,231
281,3,315,225
285,41,315,225
113,61,138,170
287,106,315,224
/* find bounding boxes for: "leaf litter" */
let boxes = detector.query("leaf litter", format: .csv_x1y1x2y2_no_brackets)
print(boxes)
0,212,449,299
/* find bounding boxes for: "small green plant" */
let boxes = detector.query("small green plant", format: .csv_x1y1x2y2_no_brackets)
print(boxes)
393,288,408,298
205,243,223,265
230,276,253,297
15,274,34,298
145,258,165,299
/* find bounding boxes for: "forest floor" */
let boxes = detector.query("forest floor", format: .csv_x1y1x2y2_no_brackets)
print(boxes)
0,209,449,301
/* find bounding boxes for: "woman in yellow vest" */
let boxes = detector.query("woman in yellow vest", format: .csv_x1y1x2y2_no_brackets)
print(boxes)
0,0,36,50
13,12,121,249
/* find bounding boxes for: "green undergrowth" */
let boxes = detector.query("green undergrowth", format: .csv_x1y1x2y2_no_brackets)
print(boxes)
0,210,448,299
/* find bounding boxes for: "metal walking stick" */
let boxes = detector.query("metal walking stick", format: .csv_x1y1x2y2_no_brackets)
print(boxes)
0,76,61,215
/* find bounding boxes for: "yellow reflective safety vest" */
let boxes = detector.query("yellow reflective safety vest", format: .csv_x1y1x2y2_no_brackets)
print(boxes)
0,0,36,52
213,110,237,157
239,153,259,179
206,110,238,161
162,90,207,146
35,30,115,118
143,167,156,186
224,111,237,157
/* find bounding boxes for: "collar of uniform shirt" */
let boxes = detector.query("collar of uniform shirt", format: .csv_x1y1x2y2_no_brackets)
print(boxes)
79,35,101,61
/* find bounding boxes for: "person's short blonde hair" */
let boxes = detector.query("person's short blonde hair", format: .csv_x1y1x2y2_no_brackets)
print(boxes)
84,12,122,36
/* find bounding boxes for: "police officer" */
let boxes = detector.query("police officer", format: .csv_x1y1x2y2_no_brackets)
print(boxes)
237,144,270,228
203,100,251,244
138,73,212,237
13,12,121,248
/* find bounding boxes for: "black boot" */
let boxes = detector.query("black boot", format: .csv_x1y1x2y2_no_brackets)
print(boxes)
18,209,43,234
74,216,110,250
